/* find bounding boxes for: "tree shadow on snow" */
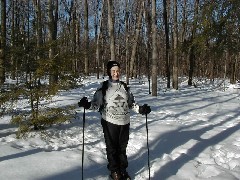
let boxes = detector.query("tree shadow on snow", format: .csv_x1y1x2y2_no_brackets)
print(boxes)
0,148,42,162
152,122,240,179
0,123,18,138
128,105,240,179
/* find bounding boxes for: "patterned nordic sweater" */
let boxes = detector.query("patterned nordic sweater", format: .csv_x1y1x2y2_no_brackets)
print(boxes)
89,80,139,125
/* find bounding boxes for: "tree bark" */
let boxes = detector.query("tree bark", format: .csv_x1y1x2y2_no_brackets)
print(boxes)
143,0,152,94
107,0,116,61
0,0,6,84
151,0,157,96
84,0,89,75
96,0,104,79
33,0,43,82
125,0,130,84
129,0,144,78
188,0,199,86
163,0,170,88
172,0,178,89
48,0,59,86
34,0,43,48
230,54,237,84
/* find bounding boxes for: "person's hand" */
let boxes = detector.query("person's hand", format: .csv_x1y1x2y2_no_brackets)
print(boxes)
78,97,91,109
139,104,151,115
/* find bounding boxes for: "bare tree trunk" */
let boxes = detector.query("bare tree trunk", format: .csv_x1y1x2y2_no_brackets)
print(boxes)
96,0,104,79
143,0,152,94
75,1,81,74
172,0,178,89
224,51,228,80
94,1,98,75
237,53,240,81
181,0,187,44
72,0,78,74
188,0,199,86
107,0,115,61
33,0,43,82
129,0,144,78
180,0,187,77
125,0,130,84
116,2,123,62
48,0,59,86
101,36,105,76
84,0,89,75
151,0,157,96
10,0,16,80
163,0,170,88
34,0,43,48
230,54,237,84
0,0,6,84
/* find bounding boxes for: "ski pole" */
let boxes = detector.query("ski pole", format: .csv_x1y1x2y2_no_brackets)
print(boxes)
145,112,151,179
82,107,86,180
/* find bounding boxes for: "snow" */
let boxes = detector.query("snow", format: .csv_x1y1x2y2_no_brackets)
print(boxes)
0,76,240,180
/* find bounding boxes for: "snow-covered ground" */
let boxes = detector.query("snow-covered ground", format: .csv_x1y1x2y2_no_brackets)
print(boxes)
0,76,240,180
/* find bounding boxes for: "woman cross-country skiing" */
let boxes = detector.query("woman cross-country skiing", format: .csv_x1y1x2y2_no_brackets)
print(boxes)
78,60,151,180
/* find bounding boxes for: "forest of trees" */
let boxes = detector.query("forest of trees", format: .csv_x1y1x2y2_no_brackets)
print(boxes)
0,0,239,136
1,0,240,92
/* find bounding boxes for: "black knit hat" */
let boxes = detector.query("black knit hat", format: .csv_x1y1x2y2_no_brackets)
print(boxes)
107,61,120,77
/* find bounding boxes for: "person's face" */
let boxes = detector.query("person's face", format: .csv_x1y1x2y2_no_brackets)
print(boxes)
110,66,120,80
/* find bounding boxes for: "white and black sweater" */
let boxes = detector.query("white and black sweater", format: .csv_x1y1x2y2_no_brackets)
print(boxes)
89,80,139,125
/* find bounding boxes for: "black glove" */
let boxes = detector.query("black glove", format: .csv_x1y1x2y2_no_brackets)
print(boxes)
78,97,91,109
139,104,151,115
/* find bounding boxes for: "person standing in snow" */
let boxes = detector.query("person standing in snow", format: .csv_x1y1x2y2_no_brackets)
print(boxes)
78,60,151,180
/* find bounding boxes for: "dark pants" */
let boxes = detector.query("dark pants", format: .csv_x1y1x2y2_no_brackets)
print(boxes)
101,119,130,172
